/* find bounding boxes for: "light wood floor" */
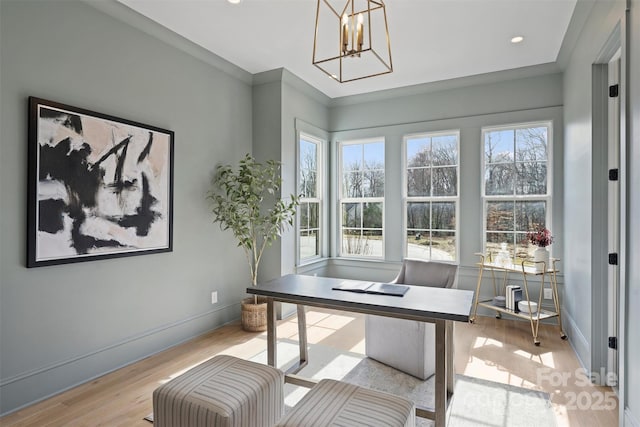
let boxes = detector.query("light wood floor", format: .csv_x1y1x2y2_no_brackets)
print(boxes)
1,309,618,426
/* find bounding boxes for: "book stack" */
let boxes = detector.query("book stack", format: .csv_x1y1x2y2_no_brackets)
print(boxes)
505,285,523,312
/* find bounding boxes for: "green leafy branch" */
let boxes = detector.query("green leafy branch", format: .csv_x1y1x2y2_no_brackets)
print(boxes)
208,154,299,300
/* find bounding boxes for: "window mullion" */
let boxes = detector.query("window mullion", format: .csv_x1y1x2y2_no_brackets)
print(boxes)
405,131,459,262
482,122,552,261
339,139,385,258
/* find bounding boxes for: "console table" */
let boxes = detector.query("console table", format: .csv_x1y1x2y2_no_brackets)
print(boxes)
470,253,567,345
247,274,474,427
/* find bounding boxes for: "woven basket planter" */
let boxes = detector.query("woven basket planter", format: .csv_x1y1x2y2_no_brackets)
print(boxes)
241,297,267,332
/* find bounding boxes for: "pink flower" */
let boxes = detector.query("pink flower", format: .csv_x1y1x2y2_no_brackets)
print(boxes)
527,228,554,248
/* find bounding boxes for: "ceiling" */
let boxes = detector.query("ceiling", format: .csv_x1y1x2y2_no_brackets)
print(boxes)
117,0,577,99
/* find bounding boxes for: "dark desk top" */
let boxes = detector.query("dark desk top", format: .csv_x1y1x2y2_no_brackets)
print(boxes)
247,274,474,323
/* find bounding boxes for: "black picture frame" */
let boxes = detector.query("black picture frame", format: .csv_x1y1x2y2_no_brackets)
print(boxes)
27,97,174,267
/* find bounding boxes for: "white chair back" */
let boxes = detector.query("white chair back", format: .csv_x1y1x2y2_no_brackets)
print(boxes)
393,259,457,289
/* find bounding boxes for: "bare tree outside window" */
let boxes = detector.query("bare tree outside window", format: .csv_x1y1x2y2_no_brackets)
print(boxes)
340,140,384,257
299,136,321,260
299,143,317,198
515,127,548,195
483,123,551,262
406,132,458,260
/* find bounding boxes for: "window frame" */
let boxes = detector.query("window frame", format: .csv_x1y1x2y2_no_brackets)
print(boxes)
403,130,460,262
338,137,385,259
297,132,324,265
481,121,554,259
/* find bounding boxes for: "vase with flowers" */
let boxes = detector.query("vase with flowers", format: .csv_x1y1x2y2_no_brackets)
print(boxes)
527,228,553,273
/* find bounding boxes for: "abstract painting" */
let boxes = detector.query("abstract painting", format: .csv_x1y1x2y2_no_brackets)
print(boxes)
27,97,174,267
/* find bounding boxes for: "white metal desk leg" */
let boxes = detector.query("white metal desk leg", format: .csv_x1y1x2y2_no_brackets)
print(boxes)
267,298,277,367
435,319,447,427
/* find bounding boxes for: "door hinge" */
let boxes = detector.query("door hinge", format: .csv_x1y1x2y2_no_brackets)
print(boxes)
609,84,619,97
609,168,619,181
608,336,617,350
608,253,618,265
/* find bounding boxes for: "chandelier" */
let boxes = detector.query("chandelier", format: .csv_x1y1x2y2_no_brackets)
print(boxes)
312,0,393,83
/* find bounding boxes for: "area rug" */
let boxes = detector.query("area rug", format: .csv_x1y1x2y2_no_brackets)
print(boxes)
445,375,555,427
145,340,555,426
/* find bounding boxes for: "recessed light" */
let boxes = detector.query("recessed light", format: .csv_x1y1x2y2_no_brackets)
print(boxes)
511,36,524,44
227,0,242,4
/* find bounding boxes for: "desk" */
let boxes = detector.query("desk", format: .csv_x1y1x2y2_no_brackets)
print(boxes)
247,274,474,427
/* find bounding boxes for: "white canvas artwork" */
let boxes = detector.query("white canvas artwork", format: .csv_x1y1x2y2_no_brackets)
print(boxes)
28,97,174,267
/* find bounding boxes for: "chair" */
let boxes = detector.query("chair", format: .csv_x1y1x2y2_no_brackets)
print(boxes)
365,259,458,380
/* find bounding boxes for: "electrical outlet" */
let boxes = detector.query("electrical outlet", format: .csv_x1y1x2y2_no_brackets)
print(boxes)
211,291,218,304
544,288,553,300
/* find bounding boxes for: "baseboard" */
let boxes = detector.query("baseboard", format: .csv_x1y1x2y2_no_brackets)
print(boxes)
626,407,640,427
562,310,590,371
0,303,240,416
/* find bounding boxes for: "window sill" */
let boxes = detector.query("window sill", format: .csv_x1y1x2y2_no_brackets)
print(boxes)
297,256,327,266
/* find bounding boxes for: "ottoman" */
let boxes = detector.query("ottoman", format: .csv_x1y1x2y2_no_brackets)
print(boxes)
153,354,284,427
276,379,415,427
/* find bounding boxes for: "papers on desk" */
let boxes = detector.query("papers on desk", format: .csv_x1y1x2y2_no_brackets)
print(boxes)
331,281,409,297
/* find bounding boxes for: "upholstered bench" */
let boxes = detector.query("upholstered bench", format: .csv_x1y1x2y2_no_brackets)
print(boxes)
276,379,416,427
152,354,284,427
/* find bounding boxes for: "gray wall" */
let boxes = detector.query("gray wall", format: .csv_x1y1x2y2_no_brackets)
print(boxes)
280,70,330,276
252,69,331,317
2,0,638,422
561,0,625,375
324,73,564,307
0,0,253,414
252,69,330,284
562,0,640,423
626,0,640,424
329,69,564,131
251,71,284,284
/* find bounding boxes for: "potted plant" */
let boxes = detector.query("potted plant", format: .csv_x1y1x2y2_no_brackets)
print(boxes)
527,227,554,272
208,154,299,331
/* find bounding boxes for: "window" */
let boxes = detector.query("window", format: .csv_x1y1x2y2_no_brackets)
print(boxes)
405,131,459,261
339,139,384,258
482,122,552,261
298,134,322,261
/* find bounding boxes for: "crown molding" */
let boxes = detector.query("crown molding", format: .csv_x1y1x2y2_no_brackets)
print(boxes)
84,0,252,85
253,68,332,107
556,0,597,70
328,62,562,107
